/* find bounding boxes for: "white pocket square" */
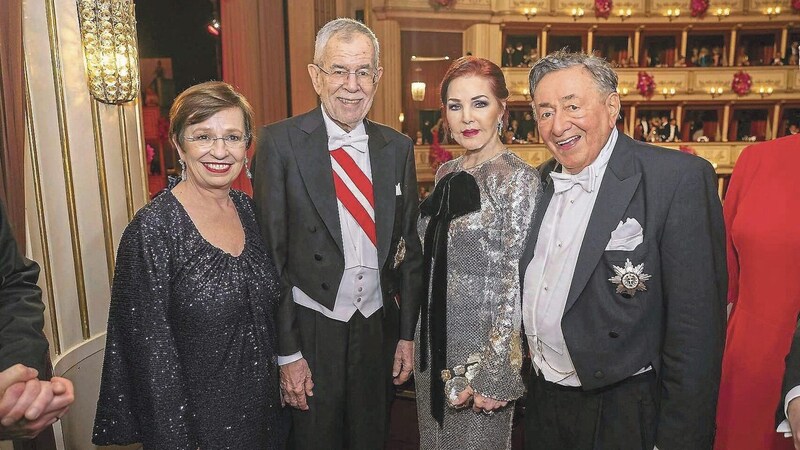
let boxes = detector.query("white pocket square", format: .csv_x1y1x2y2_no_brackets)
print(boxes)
605,218,643,251
395,183,402,196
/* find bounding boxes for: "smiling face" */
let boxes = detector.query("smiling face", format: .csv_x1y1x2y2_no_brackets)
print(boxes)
175,107,247,191
309,33,383,132
445,75,506,152
531,66,619,174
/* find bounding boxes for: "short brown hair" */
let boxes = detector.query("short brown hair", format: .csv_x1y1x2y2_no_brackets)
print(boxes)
169,81,255,148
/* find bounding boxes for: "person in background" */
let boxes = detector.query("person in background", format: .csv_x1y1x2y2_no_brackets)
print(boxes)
0,201,74,441
253,18,423,449
93,81,287,449
662,118,680,142
715,132,800,450
788,123,799,136
415,56,540,449
522,50,726,450
778,319,800,449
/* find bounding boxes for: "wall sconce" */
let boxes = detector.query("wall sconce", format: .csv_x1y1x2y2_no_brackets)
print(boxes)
522,7,538,19
411,82,426,102
709,86,724,98
399,113,405,123
665,8,680,21
764,6,781,18
713,7,731,20
758,86,774,97
661,87,676,98
77,0,141,104
617,87,630,96
571,7,585,20
618,8,632,20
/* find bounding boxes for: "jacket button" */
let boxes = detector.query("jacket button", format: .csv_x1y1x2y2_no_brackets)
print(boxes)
594,370,604,379
321,282,329,290
308,225,317,232
608,331,619,338
314,254,323,261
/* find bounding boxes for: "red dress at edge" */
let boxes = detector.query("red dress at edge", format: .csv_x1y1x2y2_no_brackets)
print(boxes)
715,134,800,450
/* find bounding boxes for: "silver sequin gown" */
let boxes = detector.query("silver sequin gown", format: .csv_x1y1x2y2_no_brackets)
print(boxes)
415,152,540,449
93,188,287,449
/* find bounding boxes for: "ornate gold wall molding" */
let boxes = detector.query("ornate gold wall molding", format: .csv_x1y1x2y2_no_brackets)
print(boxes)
415,141,747,181
45,0,90,340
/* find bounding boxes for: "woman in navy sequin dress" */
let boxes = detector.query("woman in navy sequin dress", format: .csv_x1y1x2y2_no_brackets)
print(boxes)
93,82,287,449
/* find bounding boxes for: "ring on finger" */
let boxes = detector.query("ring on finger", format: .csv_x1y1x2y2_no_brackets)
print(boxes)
481,409,494,415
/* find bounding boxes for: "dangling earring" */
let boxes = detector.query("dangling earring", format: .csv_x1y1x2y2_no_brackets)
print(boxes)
497,120,503,135
244,156,253,179
179,159,187,181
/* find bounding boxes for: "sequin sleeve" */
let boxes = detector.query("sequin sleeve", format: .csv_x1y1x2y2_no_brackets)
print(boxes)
471,162,540,401
93,210,194,449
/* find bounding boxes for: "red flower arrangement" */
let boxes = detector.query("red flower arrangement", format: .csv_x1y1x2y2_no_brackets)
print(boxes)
428,134,453,174
595,0,613,18
430,0,455,8
678,145,697,155
637,71,656,98
731,71,752,96
793,0,800,12
690,0,709,16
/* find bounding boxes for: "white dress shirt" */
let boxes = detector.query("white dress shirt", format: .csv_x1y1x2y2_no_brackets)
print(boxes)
277,107,383,365
522,128,618,386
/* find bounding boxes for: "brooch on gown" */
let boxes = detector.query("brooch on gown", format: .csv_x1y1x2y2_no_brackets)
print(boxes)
608,258,651,297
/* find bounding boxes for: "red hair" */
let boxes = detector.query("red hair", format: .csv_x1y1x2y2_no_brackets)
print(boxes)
439,56,509,137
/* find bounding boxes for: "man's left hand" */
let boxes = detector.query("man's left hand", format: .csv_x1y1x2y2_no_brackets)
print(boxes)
392,339,414,385
788,397,800,449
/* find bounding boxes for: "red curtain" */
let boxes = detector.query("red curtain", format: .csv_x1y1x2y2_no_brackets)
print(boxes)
751,119,767,140
0,0,25,249
704,120,718,141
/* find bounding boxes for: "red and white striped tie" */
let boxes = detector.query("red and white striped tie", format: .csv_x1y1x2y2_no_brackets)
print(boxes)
330,148,377,247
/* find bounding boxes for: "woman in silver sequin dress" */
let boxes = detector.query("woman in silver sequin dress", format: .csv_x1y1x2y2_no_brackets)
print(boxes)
415,57,541,449
93,82,286,449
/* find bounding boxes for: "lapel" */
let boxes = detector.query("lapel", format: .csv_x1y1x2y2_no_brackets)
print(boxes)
365,120,394,265
292,107,344,254
564,133,642,313
519,160,555,284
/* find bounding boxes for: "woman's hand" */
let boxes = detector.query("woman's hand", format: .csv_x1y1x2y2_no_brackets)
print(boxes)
472,392,508,414
450,385,474,409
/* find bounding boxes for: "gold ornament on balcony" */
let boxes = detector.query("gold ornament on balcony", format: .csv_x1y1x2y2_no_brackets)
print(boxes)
712,6,731,20
758,86,774,97
764,6,781,18
522,6,538,19
665,8,681,20
411,82,427,102
77,0,141,104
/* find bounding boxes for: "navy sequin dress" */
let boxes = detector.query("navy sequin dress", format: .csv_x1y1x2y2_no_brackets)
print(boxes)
93,188,287,449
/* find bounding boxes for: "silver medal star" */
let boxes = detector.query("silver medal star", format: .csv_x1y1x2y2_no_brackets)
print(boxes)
609,259,651,297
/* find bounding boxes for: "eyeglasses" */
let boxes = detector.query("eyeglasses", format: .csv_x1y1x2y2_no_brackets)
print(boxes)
313,64,378,86
183,134,248,150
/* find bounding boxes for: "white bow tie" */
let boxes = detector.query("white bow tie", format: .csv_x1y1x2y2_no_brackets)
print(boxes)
328,134,369,152
550,167,595,194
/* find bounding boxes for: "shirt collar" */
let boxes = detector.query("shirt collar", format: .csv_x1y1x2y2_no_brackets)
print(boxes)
321,106,367,141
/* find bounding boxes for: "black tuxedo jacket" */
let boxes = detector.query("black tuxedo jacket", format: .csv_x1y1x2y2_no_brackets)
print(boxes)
253,107,423,357
778,318,800,425
0,201,47,375
520,133,727,449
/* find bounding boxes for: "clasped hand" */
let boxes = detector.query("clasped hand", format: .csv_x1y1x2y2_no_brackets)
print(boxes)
0,364,75,440
450,386,508,413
